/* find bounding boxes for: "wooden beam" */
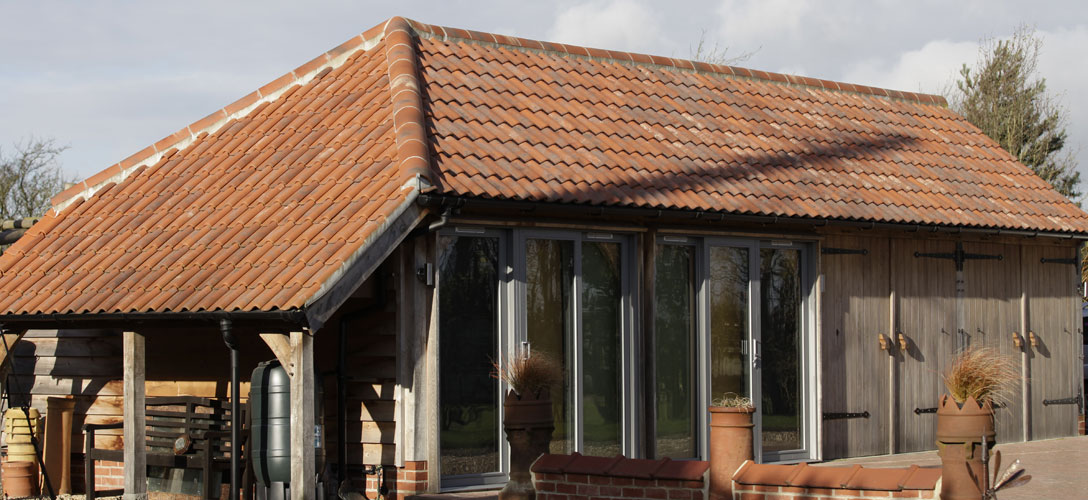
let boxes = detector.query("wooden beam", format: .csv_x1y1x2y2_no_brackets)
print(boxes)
122,331,147,500
259,333,294,378
289,330,315,500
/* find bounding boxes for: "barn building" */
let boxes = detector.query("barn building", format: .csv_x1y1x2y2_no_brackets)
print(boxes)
0,17,1083,498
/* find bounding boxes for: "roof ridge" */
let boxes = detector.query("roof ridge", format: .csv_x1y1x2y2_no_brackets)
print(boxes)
398,17,948,107
382,17,437,191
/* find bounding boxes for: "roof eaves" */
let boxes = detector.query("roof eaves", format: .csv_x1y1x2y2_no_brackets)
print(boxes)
303,178,428,330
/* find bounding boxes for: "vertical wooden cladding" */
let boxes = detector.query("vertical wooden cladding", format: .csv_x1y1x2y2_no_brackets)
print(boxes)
819,235,890,459
893,237,955,453
1022,243,1080,440
963,242,1023,442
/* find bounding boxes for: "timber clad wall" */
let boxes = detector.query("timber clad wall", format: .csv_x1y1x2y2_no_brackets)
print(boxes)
820,231,1082,459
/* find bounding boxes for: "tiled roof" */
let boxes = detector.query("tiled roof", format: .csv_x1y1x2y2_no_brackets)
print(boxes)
1,16,1086,319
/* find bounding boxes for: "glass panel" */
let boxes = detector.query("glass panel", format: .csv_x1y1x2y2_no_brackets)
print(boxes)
653,244,696,458
709,246,750,402
526,238,575,454
581,241,623,456
760,248,802,453
438,236,500,476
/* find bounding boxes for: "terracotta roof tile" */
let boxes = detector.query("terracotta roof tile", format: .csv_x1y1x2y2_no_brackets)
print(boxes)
733,461,940,492
2,16,1085,318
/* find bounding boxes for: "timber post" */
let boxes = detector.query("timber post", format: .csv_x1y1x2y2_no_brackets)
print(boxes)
122,331,147,500
289,330,316,500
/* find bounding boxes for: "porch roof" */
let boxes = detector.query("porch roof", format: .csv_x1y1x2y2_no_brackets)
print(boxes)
1,17,1086,323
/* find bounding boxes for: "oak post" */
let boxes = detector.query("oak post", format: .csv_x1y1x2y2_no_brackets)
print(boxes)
289,330,315,500
122,331,147,500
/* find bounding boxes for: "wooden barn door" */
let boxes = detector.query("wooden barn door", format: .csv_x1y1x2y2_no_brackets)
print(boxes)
820,235,890,459
963,242,1024,443
892,238,956,453
1022,244,1081,440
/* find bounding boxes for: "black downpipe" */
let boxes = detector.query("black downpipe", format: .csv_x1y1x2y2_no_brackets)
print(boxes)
221,318,240,500
338,272,388,485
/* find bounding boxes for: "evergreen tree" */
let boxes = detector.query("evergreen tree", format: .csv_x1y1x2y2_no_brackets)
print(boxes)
949,27,1080,200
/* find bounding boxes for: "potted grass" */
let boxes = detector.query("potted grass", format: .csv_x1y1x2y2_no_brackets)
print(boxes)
936,346,1018,500
708,393,755,500
493,352,562,500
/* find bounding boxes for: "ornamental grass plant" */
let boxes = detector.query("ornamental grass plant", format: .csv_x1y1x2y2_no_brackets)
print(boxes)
941,346,1020,406
492,351,562,398
712,392,754,409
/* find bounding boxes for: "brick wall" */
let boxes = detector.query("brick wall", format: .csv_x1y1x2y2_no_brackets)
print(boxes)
91,459,124,492
531,453,708,500
731,461,939,500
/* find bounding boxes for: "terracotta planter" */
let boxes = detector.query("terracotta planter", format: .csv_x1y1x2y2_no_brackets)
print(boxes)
500,389,555,500
936,394,994,500
708,406,755,500
2,461,39,499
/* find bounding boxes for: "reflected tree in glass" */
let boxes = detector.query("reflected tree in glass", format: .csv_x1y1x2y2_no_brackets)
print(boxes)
525,239,574,454
581,242,623,457
710,247,749,402
653,244,696,458
438,236,500,476
759,248,801,452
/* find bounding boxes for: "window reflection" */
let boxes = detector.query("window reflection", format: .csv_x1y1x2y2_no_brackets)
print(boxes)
760,248,802,452
654,244,696,458
438,236,500,476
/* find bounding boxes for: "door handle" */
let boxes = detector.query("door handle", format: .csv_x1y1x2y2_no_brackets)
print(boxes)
753,339,762,368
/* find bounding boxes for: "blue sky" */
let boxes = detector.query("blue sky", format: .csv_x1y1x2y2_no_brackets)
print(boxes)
2,0,1087,198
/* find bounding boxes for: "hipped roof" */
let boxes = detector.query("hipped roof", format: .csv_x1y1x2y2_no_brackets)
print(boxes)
1,17,1086,326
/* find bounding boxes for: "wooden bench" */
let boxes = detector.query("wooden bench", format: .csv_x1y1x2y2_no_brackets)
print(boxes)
84,396,245,499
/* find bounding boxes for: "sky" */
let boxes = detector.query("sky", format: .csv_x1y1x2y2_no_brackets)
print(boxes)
2,0,1087,198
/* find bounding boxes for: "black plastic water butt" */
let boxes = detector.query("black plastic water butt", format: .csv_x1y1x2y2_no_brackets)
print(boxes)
251,359,325,486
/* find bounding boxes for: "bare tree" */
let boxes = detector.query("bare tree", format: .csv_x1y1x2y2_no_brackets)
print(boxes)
689,28,758,66
0,138,71,219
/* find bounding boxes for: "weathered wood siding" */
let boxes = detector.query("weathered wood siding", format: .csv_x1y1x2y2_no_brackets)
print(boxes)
822,232,1082,458
892,237,956,453
819,235,890,459
1023,244,1080,440
963,242,1023,442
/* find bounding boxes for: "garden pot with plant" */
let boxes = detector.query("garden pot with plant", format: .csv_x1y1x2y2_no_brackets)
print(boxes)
936,346,1018,500
708,393,755,500
494,352,562,500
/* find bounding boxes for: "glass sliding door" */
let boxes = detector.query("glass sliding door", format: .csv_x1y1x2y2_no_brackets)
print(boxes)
520,232,629,457
709,246,752,404
438,234,504,485
581,241,624,456
697,239,812,462
653,243,697,459
525,238,576,454
759,248,803,454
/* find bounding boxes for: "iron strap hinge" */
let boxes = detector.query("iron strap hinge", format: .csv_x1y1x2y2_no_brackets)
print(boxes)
1040,257,1077,265
821,247,869,256
1043,395,1083,406
913,242,1001,271
822,411,870,420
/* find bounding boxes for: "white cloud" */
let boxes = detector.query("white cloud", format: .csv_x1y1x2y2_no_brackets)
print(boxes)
715,0,814,46
547,0,665,53
839,39,979,95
